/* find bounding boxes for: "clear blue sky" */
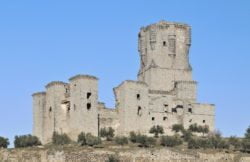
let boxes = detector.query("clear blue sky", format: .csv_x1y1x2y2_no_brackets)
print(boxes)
0,0,249,146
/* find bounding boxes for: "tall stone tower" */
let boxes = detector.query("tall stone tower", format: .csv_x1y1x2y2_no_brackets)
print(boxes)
138,21,193,92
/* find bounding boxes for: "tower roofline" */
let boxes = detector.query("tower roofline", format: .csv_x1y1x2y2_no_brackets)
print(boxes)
45,81,68,89
32,91,46,97
140,20,191,31
69,74,98,81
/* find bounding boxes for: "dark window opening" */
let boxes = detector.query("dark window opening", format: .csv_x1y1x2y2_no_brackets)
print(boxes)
189,119,192,123
74,104,76,111
74,84,76,87
172,108,177,113
137,106,142,116
87,92,92,99
152,117,155,121
49,107,52,112
188,108,192,113
203,120,206,123
137,94,141,100
176,105,183,109
67,103,71,112
87,103,91,110
163,117,167,121
164,104,168,107
163,41,166,46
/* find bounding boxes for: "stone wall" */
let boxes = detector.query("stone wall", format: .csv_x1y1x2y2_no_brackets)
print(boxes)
1,147,250,162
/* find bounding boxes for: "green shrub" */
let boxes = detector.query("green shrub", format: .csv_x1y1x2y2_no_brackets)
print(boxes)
189,124,209,134
207,132,229,149
136,134,156,147
199,126,209,135
172,124,184,133
217,138,229,149
242,139,250,152
160,135,183,147
245,126,250,140
77,132,86,146
85,133,101,146
188,138,213,149
129,131,137,143
242,126,250,152
189,123,199,132
114,136,128,145
182,130,193,142
106,155,119,162
228,136,241,149
14,134,41,148
188,133,229,150
100,127,115,141
149,125,164,138
0,136,9,148
52,132,71,145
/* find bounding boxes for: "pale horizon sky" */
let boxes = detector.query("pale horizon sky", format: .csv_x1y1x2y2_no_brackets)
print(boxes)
0,0,250,147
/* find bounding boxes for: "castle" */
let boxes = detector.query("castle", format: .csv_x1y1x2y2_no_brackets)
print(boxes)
32,21,215,144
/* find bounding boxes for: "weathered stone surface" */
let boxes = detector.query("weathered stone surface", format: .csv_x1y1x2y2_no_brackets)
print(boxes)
32,20,215,144
1,147,250,162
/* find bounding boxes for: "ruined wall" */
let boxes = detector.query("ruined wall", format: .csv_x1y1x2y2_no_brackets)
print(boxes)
114,81,150,136
32,92,46,143
183,103,215,130
97,103,119,133
1,147,250,162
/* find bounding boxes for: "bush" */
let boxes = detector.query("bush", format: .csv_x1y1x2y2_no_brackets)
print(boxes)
114,136,128,145
172,124,184,133
100,127,115,141
188,132,229,150
106,155,119,162
129,131,137,143
52,132,71,145
208,132,229,149
85,133,101,146
129,132,156,147
188,138,213,149
182,130,193,142
0,136,9,148
189,123,199,132
242,139,250,152
14,134,41,148
136,134,156,147
188,124,209,135
149,125,164,138
77,132,86,146
160,135,183,147
228,136,241,149
242,126,250,152
245,126,250,140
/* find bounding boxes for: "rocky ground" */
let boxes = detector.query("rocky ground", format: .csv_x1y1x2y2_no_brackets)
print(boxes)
1,144,250,162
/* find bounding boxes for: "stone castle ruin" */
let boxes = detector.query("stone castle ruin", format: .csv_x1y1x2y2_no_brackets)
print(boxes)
32,21,215,144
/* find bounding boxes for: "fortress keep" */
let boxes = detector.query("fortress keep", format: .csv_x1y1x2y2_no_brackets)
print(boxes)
32,21,215,144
